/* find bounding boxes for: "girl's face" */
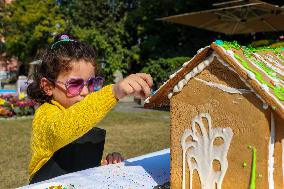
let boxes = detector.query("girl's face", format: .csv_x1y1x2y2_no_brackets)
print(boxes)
51,59,95,108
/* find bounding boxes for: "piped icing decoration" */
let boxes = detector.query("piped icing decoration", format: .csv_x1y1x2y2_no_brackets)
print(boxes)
167,53,216,98
268,112,275,189
144,47,210,104
215,41,284,114
263,103,269,109
181,113,233,189
249,146,257,189
252,53,284,78
194,78,252,94
217,40,284,102
243,161,247,168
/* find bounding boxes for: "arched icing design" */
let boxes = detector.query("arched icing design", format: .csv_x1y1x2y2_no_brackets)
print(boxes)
181,113,233,189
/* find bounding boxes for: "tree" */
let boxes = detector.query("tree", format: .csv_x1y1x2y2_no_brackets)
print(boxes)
1,0,66,74
59,0,138,82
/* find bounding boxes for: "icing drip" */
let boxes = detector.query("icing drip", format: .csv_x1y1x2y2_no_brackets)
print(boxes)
249,147,257,189
194,78,252,94
168,92,173,99
181,113,233,189
268,113,275,189
263,103,269,109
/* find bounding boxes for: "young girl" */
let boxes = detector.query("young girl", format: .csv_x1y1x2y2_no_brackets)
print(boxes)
27,34,152,183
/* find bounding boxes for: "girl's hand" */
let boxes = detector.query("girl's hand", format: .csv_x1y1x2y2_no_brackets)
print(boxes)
101,152,124,165
112,73,153,100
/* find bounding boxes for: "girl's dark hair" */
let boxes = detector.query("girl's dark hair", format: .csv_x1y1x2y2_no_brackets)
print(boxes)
27,34,97,104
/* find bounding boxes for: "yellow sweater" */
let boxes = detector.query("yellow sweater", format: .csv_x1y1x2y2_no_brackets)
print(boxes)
29,85,117,179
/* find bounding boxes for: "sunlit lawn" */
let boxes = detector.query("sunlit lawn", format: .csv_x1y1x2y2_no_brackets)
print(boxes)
0,108,170,189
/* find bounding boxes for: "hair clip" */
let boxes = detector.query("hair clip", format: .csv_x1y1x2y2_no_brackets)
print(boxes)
59,34,70,40
50,37,76,49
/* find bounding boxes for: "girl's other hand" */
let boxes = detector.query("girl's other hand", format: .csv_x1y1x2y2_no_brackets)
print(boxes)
112,73,153,100
101,152,124,165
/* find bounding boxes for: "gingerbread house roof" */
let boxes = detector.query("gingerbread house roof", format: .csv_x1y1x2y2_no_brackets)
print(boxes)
144,41,284,119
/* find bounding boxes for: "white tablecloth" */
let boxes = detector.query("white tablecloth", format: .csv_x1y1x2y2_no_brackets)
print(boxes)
18,149,170,189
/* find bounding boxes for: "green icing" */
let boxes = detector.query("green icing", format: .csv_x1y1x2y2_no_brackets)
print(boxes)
244,52,283,81
243,161,247,168
250,147,257,189
218,41,284,101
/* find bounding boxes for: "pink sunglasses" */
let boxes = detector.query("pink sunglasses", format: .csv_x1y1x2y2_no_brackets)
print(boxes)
50,76,104,97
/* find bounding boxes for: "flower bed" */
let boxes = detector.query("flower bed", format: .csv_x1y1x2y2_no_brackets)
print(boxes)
0,94,36,117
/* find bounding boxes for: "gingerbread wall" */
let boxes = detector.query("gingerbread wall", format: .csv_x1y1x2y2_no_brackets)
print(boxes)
169,59,283,188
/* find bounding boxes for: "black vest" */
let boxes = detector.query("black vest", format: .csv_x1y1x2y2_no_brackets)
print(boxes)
30,127,106,184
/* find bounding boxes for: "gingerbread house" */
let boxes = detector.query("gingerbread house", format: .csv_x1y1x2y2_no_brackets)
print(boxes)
145,40,284,189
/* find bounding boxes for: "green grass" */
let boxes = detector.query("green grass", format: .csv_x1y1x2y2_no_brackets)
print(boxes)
0,110,170,189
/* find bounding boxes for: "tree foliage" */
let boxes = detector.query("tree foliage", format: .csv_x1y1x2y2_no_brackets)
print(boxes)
141,56,189,88
0,0,283,83
59,0,139,82
1,0,65,64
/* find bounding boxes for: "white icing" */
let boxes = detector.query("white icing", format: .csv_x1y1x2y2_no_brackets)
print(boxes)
192,67,198,75
218,46,284,110
268,112,275,189
169,73,176,79
173,85,179,93
183,61,191,67
168,92,173,99
204,59,211,66
178,80,184,90
226,50,235,57
254,53,284,76
194,78,252,94
266,54,284,69
181,113,233,189
145,47,211,104
144,98,149,103
255,93,267,106
261,84,269,91
248,54,282,82
185,73,192,81
263,103,269,109
169,53,217,99
197,46,209,54
247,71,256,79
197,63,205,72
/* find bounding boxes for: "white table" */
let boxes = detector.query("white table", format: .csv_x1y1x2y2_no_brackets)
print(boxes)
18,149,170,189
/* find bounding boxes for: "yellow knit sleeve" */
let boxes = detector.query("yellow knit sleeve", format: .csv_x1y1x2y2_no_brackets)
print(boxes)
33,84,117,153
